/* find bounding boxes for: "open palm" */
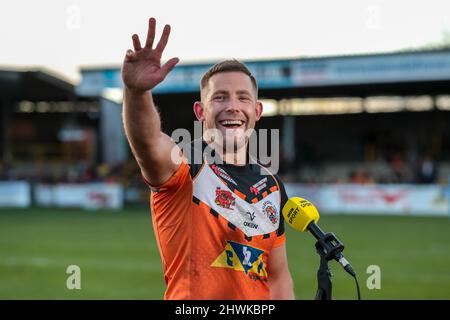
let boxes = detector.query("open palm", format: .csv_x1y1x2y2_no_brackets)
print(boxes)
122,18,179,92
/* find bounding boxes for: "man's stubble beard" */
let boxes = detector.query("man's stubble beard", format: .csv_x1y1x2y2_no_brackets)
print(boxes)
203,124,251,158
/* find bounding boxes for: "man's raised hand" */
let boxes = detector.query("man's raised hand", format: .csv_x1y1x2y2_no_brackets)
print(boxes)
122,18,179,93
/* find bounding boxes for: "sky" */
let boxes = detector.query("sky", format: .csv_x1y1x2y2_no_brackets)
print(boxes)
1,0,449,84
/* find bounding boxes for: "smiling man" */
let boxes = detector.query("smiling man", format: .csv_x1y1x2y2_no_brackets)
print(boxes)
193,64,261,165
122,17,294,300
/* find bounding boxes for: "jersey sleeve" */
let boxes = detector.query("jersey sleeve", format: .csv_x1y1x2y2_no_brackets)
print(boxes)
145,160,193,227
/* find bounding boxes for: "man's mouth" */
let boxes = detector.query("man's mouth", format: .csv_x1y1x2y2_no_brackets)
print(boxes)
218,120,245,129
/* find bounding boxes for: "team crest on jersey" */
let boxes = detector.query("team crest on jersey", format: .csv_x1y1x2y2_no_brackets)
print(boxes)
211,241,267,277
262,200,278,225
215,187,235,210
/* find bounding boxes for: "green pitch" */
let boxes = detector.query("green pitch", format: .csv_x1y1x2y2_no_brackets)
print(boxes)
0,207,449,299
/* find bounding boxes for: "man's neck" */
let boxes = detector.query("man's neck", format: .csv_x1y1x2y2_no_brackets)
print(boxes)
209,141,248,166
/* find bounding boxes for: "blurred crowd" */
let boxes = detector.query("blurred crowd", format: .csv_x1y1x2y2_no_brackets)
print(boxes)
277,153,444,184
0,160,144,188
0,153,444,187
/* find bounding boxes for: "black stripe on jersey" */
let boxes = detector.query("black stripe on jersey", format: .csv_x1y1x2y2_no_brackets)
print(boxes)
263,233,271,239
244,235,253,242
276,213,285,237
228,222,237,231
192,196,200,205
209,208,219,218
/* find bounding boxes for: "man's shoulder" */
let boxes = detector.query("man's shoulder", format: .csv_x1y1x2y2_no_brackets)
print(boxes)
178,139,207,178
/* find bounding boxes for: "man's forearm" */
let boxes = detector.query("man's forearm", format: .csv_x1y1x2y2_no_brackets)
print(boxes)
268,273,295,300
122,87,162,158
121,18,180,186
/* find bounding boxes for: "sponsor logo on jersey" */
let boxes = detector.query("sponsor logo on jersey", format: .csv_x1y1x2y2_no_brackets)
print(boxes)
250,177,268,195
245,211,256,221
242,212,258,229
215,187,236,210
210,165,237,185
211,241,267,277
262,200,278,225
243,221,258,229
248,274,267,282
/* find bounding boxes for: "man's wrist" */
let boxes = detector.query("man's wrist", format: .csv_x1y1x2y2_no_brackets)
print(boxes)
124,86,151,97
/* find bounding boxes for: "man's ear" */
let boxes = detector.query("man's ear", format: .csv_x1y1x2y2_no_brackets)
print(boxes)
193,101,205,121
255,101,263,121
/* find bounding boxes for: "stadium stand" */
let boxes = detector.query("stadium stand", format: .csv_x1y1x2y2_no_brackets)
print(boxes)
1,50,450,208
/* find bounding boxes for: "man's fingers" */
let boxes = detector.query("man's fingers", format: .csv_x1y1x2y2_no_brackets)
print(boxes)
155,24,171,55
125,49,137,62
159,57,179,77
132,34,142,51
145,17,156,48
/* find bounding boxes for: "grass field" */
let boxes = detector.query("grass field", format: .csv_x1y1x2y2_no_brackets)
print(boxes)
0,207,449,300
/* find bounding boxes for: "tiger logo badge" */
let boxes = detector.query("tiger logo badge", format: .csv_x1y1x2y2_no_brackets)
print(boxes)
215,187,236,210
262,200,278,224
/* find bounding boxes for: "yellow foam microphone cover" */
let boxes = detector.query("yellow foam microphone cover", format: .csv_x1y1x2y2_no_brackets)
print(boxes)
282,197,320,232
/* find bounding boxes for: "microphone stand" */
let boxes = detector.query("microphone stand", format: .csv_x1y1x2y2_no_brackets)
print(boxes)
315,252,333,300
314,232,345,300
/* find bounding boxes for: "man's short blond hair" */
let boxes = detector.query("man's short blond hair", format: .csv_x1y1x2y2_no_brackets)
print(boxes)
200,60,258,98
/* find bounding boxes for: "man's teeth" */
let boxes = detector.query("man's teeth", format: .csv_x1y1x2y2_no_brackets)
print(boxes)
221,120,243,126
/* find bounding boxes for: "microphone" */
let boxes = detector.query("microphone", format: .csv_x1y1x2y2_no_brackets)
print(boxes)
282,197,356,277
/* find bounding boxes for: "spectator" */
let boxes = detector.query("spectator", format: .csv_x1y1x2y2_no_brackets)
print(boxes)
417,155,437,184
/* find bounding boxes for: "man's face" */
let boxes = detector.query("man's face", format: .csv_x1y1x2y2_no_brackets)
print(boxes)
194,71,263,149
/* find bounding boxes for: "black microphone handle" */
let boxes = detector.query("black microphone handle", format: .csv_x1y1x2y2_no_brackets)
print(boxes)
307,222,326,240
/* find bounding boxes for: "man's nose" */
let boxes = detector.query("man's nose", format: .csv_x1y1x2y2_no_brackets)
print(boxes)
224,97,241,112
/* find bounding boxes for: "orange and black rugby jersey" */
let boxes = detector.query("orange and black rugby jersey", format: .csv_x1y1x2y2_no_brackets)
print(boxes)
146,140,288,300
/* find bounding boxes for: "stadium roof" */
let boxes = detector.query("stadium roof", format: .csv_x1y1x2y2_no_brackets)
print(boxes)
0,69,76,101
77,49,450,98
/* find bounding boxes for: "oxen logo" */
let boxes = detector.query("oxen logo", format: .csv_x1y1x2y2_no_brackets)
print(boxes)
215,187,236,209
262,201,278,225
245,211,256,221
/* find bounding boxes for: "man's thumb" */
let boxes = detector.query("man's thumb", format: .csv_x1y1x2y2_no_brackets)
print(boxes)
160,57,180,77
124,49,137,62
